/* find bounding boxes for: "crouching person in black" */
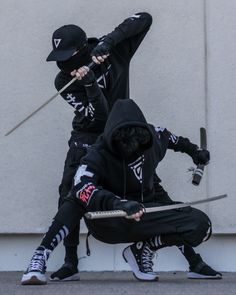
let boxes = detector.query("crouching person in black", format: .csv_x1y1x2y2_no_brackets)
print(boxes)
21,99,221,285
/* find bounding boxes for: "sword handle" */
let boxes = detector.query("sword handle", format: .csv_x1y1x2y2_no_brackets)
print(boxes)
192,127,207,186
85,210,127,220
192,164,205,185
87,61,96,70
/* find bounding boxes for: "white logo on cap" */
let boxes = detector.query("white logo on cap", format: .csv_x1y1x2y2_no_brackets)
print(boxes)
54,39,61,48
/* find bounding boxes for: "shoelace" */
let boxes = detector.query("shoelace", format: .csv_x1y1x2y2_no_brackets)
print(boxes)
28,249,48,272
141,244,155,272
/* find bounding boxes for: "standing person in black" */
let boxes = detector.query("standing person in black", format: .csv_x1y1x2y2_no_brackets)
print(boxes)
46,12,153,281
21,99,221,285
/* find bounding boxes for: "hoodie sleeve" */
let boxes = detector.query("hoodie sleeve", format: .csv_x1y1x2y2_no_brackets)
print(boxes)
101,12,152,60
154,127,199,158
71,148,121,212
166,129,199,157
55,72,109,128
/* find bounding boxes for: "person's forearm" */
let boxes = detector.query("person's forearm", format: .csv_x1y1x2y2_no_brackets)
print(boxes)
85,82,109,119
169,134,198,157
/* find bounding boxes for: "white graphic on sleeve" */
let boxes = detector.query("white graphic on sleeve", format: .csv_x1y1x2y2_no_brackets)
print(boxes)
155,126,165,133
131,14,141,20
54,39,61,48
169,133,179,144
66,94,95,118
74,164,94,185
128,155,145,183
65,62,110,115
66,94,83,110
155,127,165,139
88,102,95,117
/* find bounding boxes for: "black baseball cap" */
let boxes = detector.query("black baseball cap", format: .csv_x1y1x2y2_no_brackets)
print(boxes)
46,24,87,62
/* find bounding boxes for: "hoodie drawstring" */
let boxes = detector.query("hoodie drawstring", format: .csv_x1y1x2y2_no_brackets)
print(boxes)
122,159,126,199
140,158,144,202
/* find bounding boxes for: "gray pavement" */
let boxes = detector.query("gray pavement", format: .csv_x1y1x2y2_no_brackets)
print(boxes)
0,271,235,295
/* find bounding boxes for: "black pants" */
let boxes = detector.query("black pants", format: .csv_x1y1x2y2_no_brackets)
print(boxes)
59,131,98,247
55,198,211,248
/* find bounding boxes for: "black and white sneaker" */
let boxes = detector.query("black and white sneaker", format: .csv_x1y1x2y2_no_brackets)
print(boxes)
188,260,222,279
50,263,80,281
21,246,51,285
123,241,159,281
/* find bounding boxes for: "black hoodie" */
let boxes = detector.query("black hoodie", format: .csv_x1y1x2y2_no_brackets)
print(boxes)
72,99,198,212
54,12,153,136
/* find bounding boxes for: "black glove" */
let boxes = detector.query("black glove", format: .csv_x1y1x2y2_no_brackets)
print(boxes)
113,199,143,216
91,40,112,58
80,69,96,86
192,149,210,165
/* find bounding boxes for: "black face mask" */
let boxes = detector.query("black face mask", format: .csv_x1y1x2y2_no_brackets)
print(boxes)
57,44,91,73
112,126,152,158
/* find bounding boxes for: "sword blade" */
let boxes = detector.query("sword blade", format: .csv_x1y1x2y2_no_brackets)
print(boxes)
4,77,77,136
5,62,96,136
145,194,227,213
85,194,227,219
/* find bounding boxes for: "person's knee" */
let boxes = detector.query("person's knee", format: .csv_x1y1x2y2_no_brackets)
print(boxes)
182,208,211,247
55,197,84,229
58,191,71,208
58,181,73,202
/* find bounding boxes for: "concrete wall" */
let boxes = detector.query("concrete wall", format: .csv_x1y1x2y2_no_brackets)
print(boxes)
0,0,235,270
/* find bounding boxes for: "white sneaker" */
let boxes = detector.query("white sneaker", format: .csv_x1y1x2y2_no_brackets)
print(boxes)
123,241,159,281
21,246,51,285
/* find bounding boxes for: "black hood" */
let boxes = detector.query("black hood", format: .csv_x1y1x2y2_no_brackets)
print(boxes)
103,99,153,153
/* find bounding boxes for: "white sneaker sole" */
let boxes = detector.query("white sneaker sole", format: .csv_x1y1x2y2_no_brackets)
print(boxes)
187,272,222,279
123,246,159,281
50,273,80,281
21,272,47,285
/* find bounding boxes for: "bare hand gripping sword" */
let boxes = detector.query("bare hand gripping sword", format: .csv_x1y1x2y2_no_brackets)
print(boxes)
85,194,227,220
5,62,96,136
